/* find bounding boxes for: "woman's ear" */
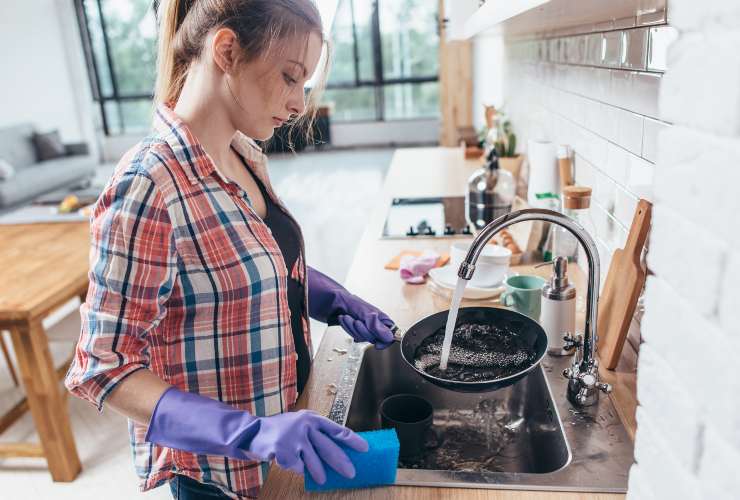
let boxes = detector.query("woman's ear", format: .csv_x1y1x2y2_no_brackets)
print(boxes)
211,27,239,74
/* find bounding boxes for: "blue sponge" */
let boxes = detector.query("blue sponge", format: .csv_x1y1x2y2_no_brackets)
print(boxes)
304,429,400,492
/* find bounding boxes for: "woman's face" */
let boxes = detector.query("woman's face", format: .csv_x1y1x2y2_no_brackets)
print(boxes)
223,31,324,141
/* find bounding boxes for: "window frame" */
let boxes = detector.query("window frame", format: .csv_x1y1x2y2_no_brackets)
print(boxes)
323,0,440,123
75,0,156,136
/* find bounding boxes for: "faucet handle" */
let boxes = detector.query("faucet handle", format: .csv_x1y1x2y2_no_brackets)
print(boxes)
562,332,582,351
596,382,612,394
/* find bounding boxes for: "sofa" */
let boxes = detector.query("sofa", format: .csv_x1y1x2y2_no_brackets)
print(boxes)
0,123,97,209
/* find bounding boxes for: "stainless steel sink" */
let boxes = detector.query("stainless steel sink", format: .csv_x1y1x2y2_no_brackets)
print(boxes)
328,342,634,492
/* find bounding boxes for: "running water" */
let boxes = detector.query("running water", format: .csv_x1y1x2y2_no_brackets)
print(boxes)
439,277,468,370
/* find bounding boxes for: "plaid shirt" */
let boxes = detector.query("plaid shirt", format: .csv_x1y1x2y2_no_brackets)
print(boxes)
65,103,312,499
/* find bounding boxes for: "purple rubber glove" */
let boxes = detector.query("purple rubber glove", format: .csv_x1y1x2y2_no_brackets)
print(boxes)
307,266,395,349
145,387,368,485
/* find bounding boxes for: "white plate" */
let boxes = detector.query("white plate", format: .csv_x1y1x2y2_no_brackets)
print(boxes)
428,266,508,300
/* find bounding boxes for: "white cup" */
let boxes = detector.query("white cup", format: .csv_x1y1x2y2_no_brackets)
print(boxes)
450,242,511,288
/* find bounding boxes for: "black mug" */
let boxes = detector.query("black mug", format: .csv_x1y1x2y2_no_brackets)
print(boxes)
380,393,436,460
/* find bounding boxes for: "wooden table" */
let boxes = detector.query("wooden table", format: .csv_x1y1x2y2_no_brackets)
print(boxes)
0,222,89,481
260,147,636,499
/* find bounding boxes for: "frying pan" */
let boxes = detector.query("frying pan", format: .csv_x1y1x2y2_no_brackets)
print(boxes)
391,306,548,393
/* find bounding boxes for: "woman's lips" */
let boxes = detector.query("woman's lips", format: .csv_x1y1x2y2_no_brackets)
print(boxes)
272,117,284,127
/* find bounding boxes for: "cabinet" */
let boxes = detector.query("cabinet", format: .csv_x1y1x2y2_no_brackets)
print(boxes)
442,0,479,40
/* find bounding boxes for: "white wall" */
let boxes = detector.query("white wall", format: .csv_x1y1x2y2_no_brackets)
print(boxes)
0,0,98,156
629,1,740,498
472,32,504,130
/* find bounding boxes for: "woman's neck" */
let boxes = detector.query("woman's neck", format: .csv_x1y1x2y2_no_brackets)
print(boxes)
173,65,236,171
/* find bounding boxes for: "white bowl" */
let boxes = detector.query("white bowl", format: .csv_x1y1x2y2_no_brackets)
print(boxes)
450,241,511,288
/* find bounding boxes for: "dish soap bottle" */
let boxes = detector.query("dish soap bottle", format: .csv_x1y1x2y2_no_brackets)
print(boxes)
465,149,515,231
539,257,576,356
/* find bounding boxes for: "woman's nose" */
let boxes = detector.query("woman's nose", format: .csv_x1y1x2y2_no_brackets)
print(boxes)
287,89,306,117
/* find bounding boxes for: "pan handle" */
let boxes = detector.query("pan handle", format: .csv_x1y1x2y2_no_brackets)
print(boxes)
390,324,405,343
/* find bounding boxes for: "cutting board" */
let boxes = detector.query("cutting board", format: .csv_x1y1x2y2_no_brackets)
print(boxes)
597,199,652,370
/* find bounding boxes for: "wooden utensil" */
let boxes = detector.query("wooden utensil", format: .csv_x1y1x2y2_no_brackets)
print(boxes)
597,199,652,370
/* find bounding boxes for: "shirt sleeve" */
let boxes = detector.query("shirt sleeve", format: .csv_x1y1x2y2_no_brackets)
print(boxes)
65,167,177,410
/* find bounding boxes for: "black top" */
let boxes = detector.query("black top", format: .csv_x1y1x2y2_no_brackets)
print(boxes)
244,167,311,395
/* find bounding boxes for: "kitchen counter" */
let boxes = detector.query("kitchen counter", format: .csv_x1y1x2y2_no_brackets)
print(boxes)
259,147,637,499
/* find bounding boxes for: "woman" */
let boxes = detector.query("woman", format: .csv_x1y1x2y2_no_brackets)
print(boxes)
65,1,395,498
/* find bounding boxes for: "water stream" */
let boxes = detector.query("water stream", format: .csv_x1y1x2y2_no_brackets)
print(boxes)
438,277,467,370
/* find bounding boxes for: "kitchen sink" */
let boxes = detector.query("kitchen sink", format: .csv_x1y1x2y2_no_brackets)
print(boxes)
329,342,634,492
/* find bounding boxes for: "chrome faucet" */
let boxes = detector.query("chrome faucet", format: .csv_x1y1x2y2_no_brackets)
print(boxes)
458,208,612,407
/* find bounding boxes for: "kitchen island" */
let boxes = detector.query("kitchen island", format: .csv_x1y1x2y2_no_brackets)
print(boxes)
259,147,637,499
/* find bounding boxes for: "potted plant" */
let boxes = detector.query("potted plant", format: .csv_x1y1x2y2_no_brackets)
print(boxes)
478,106,524,181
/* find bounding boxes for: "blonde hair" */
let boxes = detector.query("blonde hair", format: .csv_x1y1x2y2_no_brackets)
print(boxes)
155,0,329,147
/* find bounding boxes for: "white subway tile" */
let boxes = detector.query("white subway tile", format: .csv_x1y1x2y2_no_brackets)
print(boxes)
591,202,613,245
593,168,617,212
609,70,633,110
617,109,645,156
573,154,596,188
605,142,631,184
641,117,669,163
549,38,561,63
610,224,628,250
603,31,623,68
596,238,612,287
581,98,602,136
602,104,621,144
626,154,655,202
621,28,649,71
593,67,612,102
647,26,679,72
584,33,603,67
566,35,587,65
631,72,661,118
614,186,639,227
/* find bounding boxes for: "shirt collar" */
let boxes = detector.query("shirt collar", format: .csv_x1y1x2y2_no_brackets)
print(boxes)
152,102,269,186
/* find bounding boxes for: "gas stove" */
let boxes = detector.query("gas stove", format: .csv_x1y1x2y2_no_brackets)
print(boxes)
381,197,473,239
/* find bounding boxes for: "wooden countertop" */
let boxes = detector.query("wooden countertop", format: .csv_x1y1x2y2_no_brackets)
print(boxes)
259,147,636,499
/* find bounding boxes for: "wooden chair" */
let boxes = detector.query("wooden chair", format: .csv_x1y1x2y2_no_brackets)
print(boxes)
0,331,19,386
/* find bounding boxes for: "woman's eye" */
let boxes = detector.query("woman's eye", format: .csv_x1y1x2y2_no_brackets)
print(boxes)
283,73,297,86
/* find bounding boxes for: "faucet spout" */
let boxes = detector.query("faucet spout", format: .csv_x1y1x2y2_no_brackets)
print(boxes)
459,208,611,406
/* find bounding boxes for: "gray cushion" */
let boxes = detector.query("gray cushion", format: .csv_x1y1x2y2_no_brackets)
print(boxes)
0,124,37,169
0,156,96,207
32,130,66,161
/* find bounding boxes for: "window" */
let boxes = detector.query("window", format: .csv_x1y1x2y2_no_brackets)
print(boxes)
75,0,158,135
76,0,440,134
322,0,440,122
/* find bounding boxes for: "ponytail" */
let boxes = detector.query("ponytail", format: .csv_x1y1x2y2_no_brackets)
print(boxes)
154,0,192,105
152,0,328,149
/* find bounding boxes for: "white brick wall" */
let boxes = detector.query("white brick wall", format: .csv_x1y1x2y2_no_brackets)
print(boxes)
635,0,740,495
503,1,740,497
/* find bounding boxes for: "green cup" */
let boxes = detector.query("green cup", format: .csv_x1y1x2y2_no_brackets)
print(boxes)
500,275,546,321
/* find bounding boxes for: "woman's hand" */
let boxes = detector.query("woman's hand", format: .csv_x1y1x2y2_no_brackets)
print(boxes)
307,267,395,349
145,388,368,485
